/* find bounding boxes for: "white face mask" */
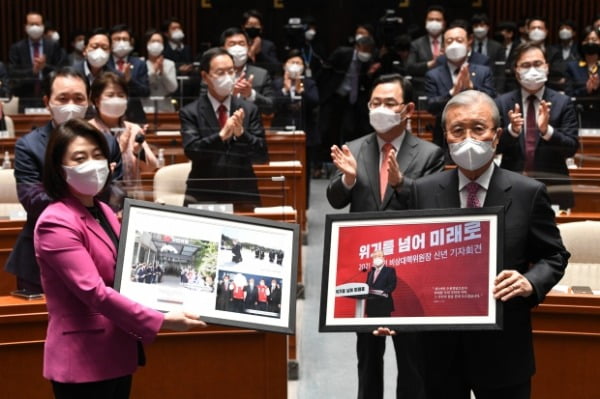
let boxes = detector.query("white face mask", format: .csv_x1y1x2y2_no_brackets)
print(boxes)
305,29,316,41
211,74,235,97
87,48,110,68
49,103,88,125
558,28,573,41
473,26,488,40
100,97,128,118
357,51,372,62
355,34,365,42
373,258,384,267
519,66,548,91
50,31,60,42
170,29,185,42
147,42,164,57
528,28,547,42
63,159,109,197
286,63,304,79
112,40,133,58
227,45,248,67
445,42,468,62
26,24,44,40
369,107,403,134
426,20,443,36
74,39,85,52
449,137,496,171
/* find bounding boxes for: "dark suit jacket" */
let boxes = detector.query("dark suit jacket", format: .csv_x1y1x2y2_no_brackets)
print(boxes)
162,43,193,66
0,62,10,98
410,166,569,389
407,35,435,77
108,56,150,123
4,122,123,288
327,131,445,212
8,38,66,106
425,63,496,147
179,95,268,208
250,38,280,77
565,60,600,97
365,265,397,317
495,88,579,208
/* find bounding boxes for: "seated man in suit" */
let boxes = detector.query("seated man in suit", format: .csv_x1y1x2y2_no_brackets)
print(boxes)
219,27,275,115
380,89,569,399
495,42,579,210
328,73,444,399
4,67,122,293
179,47,268,212
108,24,150,124
425,21,496,151
8,11,66,111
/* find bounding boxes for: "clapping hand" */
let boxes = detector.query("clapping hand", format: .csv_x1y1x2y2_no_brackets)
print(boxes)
331,144,357,186
508,103,524,135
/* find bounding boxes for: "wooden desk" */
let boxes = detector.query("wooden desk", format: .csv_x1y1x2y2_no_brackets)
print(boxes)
532,292,600,399
0,296,287,399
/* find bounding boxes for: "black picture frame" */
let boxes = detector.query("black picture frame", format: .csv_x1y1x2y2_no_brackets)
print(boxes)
115,199,299,334
319,207,504,332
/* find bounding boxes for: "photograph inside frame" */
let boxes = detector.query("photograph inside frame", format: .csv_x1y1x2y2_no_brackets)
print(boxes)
115,199,298,334
320,207,504,332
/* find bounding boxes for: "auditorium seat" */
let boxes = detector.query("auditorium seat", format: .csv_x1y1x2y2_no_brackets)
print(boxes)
0,168,25,217
557,221,600,290
152,162,191,206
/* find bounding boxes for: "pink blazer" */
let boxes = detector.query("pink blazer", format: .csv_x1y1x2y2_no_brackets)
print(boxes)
34,196,164,383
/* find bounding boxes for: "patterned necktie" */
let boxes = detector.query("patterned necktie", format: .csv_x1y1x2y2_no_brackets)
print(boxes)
116,59,125,72
525,95,538,172
432,38,439,57
466,181,481,208
217,104,228,129
380,143,395,201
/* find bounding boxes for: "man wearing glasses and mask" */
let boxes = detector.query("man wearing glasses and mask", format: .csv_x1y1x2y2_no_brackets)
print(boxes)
327,73,444,399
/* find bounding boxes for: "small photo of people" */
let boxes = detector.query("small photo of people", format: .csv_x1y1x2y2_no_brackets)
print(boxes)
215,271,282,319
218,227,289,271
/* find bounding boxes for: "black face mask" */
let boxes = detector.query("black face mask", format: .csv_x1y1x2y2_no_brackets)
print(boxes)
581,43,600,56
245,27,261,39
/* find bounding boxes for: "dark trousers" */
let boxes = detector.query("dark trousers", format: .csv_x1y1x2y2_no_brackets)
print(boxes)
356,332,425,399
52,375,132,399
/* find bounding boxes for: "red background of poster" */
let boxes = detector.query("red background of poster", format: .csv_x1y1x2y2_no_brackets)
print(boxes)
333,221,491,318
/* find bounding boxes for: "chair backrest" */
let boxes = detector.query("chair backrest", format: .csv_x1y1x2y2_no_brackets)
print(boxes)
2,97,19,116
0,168,26,217
3,115,15,138
152,162,191,206
557,221,600,289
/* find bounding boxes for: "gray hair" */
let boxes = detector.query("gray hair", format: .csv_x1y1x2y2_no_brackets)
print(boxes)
441,90,500,130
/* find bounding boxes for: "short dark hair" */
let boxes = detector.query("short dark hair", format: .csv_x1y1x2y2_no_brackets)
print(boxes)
199,47,234,74
559,19,577,31
284,48,304,65
242,9,263,26
86,27,110,46
471,13,489,26
143,28,164,57
426,5,446,17
90,71,129,107
527,16,547,28
220,27,249,47
44,66,90,98
513,42,547,67
43,119,111,200
109,24,133,39
161,17,182,33
447,19,472,36
371,73,414,103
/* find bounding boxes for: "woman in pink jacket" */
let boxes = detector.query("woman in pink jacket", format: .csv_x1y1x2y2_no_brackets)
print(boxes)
34,118,205,399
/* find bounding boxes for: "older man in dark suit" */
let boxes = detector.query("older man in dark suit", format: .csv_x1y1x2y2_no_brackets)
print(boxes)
425,21,496,151
328,73,444,399
365,250,397,318
495,42,579,210
179,47,268,212
401,89,569,399
8,11,66,111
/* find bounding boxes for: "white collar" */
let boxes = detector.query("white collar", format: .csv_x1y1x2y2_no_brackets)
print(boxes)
207,91,232,113
457,162,495,192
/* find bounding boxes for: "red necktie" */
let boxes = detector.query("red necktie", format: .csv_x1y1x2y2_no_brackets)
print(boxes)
465,181,481,208
380,143,394,201
432,38,439,57
116,59,125,72
525,95,538,172
217,104,228,129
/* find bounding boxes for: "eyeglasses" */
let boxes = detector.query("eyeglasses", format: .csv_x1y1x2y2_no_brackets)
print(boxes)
368,99,404,109
516,60,546,70
446,125,495,138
